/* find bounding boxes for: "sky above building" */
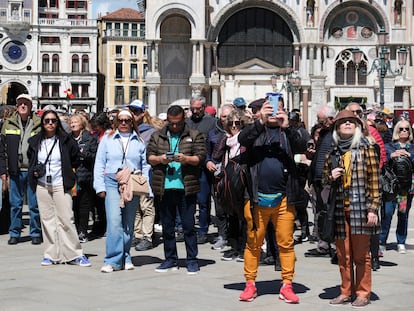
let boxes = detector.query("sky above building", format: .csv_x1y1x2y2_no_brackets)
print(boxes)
92,0,138,18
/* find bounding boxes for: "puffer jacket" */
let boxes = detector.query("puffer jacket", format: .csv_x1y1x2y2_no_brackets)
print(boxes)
147,124,206,197
74,130,98,185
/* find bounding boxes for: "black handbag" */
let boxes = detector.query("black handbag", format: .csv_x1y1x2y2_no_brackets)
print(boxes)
318,184,337,243
381,163,400,202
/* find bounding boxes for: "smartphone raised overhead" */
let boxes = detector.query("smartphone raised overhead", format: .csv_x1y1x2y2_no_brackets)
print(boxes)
266,92,283,116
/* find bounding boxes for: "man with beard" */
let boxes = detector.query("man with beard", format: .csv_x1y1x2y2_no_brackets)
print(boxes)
186,95,216,244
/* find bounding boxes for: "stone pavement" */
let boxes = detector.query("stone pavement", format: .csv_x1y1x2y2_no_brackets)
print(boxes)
0,210,413,311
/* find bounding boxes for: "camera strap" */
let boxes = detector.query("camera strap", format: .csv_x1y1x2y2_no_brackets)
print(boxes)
43,138,58,165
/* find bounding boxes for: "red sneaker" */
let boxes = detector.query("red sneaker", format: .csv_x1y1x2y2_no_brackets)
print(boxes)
279,283,299,304
239,282,257,302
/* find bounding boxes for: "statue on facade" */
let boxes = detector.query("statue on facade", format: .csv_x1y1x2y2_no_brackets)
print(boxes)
306,0,315,27
394,0,403,25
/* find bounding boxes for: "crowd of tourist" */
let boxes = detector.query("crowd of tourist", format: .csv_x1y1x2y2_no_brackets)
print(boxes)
0,92,412,308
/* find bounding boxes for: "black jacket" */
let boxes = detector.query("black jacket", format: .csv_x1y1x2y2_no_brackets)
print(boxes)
27,130,81,192
74,130,98,185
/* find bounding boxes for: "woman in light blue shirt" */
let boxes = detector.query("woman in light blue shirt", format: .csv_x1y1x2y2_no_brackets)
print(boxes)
94,109,151,273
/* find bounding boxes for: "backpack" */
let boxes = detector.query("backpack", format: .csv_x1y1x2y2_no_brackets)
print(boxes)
215,156,247,218
389,155,413,192
381,163,400,202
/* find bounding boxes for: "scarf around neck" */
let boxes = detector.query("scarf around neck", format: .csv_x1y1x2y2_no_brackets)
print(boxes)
337,136,353,155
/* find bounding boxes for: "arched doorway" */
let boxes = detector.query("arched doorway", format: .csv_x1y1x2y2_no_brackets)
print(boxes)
159,15,192,112
1,82,28,106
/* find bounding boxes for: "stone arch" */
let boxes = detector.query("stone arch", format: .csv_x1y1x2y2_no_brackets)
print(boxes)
0,81,29,106
319,0,389,42
207,0,304,43
149,4,200,40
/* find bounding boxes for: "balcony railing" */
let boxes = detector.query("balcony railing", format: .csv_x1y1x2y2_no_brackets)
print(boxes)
103,29,144,39
38,18,97,27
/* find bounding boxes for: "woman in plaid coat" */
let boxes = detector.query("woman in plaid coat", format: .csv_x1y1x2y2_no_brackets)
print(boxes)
322,110,380,308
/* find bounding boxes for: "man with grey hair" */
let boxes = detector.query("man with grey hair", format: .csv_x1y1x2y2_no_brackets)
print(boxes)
186,95,216,244
0,94,42,245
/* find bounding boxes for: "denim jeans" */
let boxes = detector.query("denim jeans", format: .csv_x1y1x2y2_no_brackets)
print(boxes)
9,172,41,238
159,190,198,263
379,194,412,245
197,169,212,236
104,176,139,269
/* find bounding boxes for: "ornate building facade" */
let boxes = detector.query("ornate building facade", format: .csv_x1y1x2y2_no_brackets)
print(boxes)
144,0,413,124
0,0,98,112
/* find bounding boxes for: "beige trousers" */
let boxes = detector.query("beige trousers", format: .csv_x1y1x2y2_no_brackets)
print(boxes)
36,184,83,262
134,196,155,241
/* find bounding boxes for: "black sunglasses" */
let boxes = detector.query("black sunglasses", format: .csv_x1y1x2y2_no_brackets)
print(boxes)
227,120,241,127
399,127,410,132
118,119,132,124
17,102,30,107
168,120,185,127
351,109,363,115
43,118,58,124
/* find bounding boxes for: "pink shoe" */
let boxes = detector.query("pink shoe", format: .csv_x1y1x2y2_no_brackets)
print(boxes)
239,282,257,302
279,283,299,304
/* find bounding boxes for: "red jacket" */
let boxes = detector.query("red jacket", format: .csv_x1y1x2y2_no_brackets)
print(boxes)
369,125,386,169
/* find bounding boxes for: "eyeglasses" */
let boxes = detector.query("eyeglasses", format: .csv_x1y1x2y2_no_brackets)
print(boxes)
168,120,185,127
118,119,132,124
351,109,363,115
17,102,30,107
43,118,58,125
399,127,410,132
227,120,241,127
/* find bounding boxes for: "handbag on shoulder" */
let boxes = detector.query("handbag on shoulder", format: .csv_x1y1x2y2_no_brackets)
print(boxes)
130,170,150,196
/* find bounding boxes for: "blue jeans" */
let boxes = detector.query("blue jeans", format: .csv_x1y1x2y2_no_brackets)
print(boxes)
9,172,41,238
197,169,211,236
104,176,139,269
379,194,412,245
159,190,198,263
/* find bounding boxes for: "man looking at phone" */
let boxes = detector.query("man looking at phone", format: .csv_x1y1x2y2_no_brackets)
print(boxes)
238,99,307,303
147,105,206,274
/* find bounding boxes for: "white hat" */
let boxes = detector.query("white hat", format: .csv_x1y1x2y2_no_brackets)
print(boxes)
158,112,167,121
117,109,133,118
16,94,32,104
128,99,145,111
43,104,56,111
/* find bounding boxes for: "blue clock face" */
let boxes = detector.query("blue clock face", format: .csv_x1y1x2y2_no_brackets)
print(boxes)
2,40,27,64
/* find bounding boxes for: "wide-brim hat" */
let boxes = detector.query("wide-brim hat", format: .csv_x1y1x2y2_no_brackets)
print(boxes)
334,109,363,128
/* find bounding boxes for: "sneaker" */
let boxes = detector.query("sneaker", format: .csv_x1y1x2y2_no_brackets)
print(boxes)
397,244,407,254
304,248,330,257
78,232,88,243
176,232,184,242
378,245,386,257
351,297,370,308
239,282,257,302
236,254,244,262
71,255,91,267
100,264,120,273
279,283,299,304
135,238,153,251
212,236,227,250
155,260,178,272
186,261,199,275
125,262,134,270
221,249,238,261
41,258,54,266
131,237,142,247
197,234,207,244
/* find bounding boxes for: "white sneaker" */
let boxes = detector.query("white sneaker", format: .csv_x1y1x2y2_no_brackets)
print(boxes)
212,236,227,250
125,262,134,270
101,264,117,273
397,244,407,254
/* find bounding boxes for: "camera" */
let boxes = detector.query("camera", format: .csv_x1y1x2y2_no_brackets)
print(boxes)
166,152,175,159
167,166,175,175
33,162,46,178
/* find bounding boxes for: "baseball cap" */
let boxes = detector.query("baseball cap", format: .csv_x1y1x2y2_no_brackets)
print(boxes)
128,99,145,111
204,106,216,115
16,93,32,104
248,98,265,109
233,97,246,108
